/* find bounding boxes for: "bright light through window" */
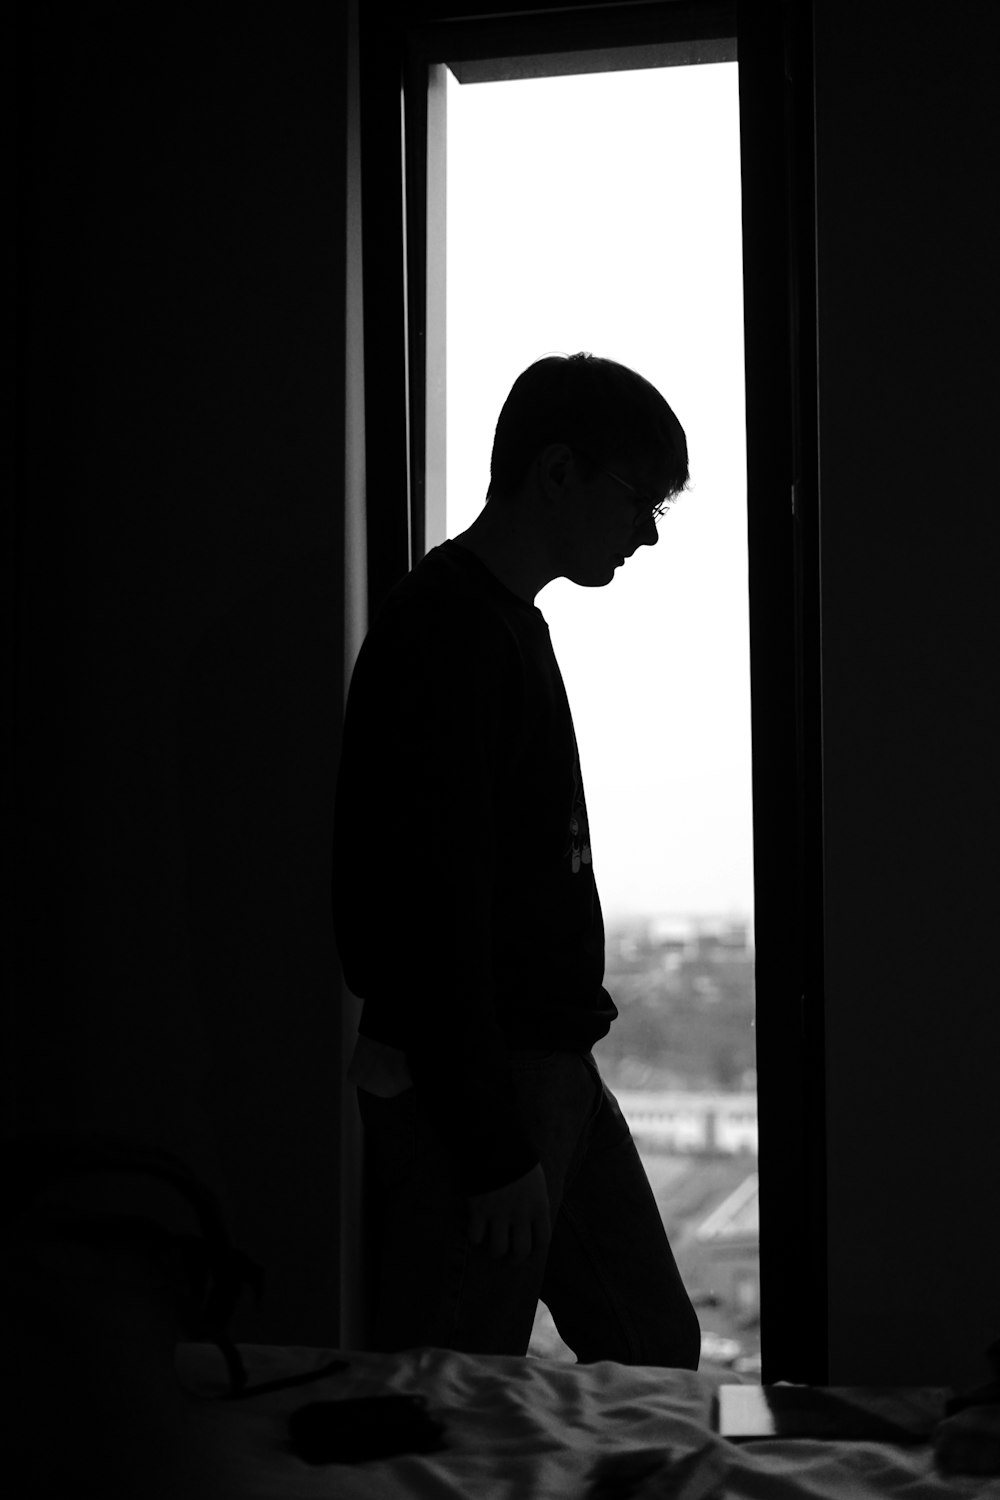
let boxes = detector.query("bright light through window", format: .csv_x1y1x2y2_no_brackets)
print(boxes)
445,62,752,924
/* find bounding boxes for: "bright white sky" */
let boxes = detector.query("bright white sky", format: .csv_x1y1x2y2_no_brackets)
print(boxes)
444,62,752,923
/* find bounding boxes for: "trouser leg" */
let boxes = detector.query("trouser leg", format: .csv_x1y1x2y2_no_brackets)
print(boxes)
358,1053,699,1365
541,1060,702,1369
358,1051,596,1356
358,1082,546,1355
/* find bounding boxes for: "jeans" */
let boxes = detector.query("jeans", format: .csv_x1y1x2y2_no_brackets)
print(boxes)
357,1049,701,1367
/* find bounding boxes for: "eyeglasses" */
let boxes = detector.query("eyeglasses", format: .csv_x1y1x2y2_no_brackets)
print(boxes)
604,468,673,527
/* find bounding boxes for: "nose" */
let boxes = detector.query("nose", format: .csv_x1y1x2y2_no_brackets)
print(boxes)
637,517,659,548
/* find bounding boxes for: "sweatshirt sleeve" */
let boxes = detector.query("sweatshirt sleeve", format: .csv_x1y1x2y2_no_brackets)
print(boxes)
332,598,540,1195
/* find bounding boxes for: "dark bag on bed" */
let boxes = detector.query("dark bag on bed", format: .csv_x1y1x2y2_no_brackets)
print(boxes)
287,1393,448,1464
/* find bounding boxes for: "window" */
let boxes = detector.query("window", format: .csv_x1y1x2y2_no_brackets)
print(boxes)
444,58,756,1370
356,0,824,1382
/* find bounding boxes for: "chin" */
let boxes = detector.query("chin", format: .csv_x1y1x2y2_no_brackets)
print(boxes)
565,559,619,588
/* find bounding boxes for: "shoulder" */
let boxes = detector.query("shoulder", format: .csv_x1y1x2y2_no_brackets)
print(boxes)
364,545,536,669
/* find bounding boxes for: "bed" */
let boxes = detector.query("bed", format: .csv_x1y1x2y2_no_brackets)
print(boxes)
6,1133,995,1498
171,1341,998,1498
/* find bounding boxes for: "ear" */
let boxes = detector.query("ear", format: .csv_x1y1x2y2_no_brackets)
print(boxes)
536,443,575,499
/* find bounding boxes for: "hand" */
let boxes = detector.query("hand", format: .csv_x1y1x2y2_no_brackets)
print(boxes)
466,1163,550,1263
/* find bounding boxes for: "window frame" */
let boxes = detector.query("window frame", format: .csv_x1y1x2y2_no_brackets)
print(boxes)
356,0,825,1383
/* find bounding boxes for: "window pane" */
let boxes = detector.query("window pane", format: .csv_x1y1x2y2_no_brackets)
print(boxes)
445,60,757,1376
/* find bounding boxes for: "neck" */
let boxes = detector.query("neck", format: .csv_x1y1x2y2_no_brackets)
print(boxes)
451,500,552,603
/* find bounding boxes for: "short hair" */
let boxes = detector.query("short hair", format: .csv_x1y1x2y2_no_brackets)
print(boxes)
488,352,689,502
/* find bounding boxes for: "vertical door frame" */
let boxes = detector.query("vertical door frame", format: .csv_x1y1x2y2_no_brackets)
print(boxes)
738,0,826,1382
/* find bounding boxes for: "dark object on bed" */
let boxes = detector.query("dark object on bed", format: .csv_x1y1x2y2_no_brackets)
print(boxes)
286,1393,448,1464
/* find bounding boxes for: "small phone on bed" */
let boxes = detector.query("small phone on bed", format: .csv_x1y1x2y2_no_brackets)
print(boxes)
714,1384,948,1444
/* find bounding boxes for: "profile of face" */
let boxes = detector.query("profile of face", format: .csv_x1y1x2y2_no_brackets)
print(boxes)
539,445,667,588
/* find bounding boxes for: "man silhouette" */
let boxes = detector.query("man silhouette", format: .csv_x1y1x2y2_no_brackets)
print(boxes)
333,353,701,1366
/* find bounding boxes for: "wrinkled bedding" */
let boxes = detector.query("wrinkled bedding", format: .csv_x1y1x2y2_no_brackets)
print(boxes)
176,1343,991,1498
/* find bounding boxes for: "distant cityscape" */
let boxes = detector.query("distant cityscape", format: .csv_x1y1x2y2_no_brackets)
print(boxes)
616,1088,757,1155
595,912,757,1094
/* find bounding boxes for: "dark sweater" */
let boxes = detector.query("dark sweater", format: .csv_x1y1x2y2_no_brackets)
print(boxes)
332,540,617,1193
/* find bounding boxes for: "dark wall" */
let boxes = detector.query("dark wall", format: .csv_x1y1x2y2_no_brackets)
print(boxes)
13,3,348,1342
814,0,1000,1385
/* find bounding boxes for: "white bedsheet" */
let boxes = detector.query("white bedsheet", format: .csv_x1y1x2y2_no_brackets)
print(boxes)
177,1343,993,1499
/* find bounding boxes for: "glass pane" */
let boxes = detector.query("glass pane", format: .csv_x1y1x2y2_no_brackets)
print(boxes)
445,59,757,1377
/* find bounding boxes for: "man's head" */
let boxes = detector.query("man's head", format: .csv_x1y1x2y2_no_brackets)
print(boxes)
479,352,688,592
488,352,689,508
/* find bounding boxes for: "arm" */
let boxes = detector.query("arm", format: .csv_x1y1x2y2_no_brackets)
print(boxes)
333,603,539,1200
